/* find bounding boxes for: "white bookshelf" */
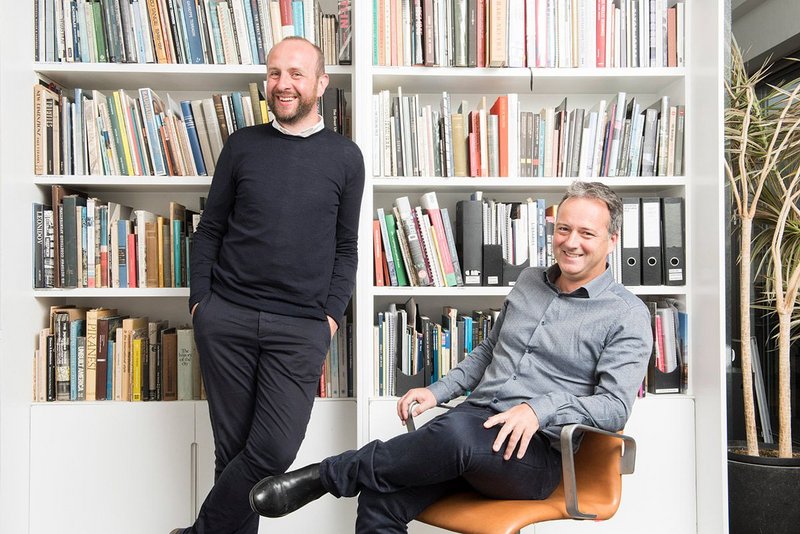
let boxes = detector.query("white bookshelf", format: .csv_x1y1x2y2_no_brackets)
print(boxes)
351,3,727,534
36,63,353,91
0,2,728,534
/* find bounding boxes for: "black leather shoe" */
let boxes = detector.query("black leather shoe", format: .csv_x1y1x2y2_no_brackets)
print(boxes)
250,463,327,517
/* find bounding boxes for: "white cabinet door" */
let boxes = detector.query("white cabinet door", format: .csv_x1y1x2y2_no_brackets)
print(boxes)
533,396,696,534
196,398,359,534
30,402,196,534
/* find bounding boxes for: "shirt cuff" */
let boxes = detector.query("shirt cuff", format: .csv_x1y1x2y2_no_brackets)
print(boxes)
526,396,557,428
427,381,453,405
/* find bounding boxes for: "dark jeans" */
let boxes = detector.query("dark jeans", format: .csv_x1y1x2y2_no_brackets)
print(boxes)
188,291,330,534
320,403,563,534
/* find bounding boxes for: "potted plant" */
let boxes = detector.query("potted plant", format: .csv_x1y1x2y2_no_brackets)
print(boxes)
724,40,800,534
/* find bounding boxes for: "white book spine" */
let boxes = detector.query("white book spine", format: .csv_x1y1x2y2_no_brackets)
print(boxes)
230,0,253,64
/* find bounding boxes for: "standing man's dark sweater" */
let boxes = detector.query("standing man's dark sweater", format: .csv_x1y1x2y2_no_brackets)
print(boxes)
190,123,364,326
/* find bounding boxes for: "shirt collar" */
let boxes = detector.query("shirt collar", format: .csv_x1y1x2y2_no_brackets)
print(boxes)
543,264,615,298
271,115,325,137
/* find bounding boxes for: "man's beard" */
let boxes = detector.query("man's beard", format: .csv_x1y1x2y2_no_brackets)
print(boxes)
268,92,318,125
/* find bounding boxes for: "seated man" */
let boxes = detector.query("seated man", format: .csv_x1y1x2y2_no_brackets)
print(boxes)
249,181,653,533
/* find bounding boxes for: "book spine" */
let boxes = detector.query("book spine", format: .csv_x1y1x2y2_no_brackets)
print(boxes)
180,100,208,175
395,197,430,286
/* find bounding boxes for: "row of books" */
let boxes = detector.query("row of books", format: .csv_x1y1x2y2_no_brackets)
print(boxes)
373,90,685,178
374,298,500,395
375,192,686,287
32,186,202,289
36,0,352,65
640,297,687,394
33,306,202,402
34,304,354,401
374,192,464,287
374,0,685,68
33,79,349,177
319,321,354,398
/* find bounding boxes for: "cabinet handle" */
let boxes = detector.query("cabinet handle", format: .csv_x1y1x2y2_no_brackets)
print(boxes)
191,442,198,520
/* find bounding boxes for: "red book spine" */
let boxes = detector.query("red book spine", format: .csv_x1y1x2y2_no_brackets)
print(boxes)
127,233,137,287
477,0,486,67
596,0,607,68
373,220,385,286
279,0,293,26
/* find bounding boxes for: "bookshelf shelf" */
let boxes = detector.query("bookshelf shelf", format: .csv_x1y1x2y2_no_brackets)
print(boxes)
33,176,213,191
372,285,685,297
372,286,512,297
35,63,354,91
33,288,190,298
371,176,688,193
371,67,686,94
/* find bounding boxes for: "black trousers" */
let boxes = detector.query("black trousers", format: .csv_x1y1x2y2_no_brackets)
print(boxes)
320,403,563,534
188,291,330,534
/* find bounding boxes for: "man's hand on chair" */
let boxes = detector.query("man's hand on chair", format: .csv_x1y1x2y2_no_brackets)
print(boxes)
484,403,541,460
397,388,436,424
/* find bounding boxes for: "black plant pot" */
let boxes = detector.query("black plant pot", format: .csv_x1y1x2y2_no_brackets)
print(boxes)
728,443,800,534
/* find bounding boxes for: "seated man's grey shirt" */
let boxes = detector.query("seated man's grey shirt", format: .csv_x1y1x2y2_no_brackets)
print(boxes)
428,265,653,448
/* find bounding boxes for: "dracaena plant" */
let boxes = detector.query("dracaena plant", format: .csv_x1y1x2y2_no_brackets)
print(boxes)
725,40,800,458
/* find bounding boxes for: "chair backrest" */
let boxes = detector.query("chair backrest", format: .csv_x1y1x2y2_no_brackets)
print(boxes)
550,428,625,519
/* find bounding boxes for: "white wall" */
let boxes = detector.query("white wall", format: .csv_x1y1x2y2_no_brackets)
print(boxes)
733,0,800,65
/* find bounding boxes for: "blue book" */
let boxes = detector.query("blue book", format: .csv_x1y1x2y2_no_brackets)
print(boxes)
99,206,108,287
291,0,304,37
240,0,259,65
69,319,85,400
181,0,206,63
431,325,439,383
80,206,87,287
173,219,182,287
117,220,128,288
248,0,266,64
98,121,112,174
206,0,225,64
537,199,546,267
107,339,114,398
440,329,450,381
73,88,84,174
180,100,207,175
62,98,72,174
230,92,246,130
138,89,167,176
130,0,148,62
377,313,384,396
463,316,473,353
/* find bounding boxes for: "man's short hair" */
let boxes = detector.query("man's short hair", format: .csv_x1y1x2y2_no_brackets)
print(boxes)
559,181,623,236
273,36,326,78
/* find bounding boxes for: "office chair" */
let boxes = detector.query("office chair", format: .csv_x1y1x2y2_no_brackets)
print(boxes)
405,403,636,534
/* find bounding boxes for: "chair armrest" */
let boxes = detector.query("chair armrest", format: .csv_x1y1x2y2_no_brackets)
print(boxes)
559,424,637,520
405,401,455,432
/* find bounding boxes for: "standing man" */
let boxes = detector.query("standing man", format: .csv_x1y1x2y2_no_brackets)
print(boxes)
250,181,653,533
176,37,365,534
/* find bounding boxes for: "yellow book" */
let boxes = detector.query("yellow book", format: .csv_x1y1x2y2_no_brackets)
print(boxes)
131,337,142,401
260,100,269,124
428,223,447,286
112,91,135,175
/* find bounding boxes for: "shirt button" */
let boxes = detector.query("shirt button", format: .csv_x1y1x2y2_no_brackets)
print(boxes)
541,321,546,325
492,398,499,404
513,375,517,380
